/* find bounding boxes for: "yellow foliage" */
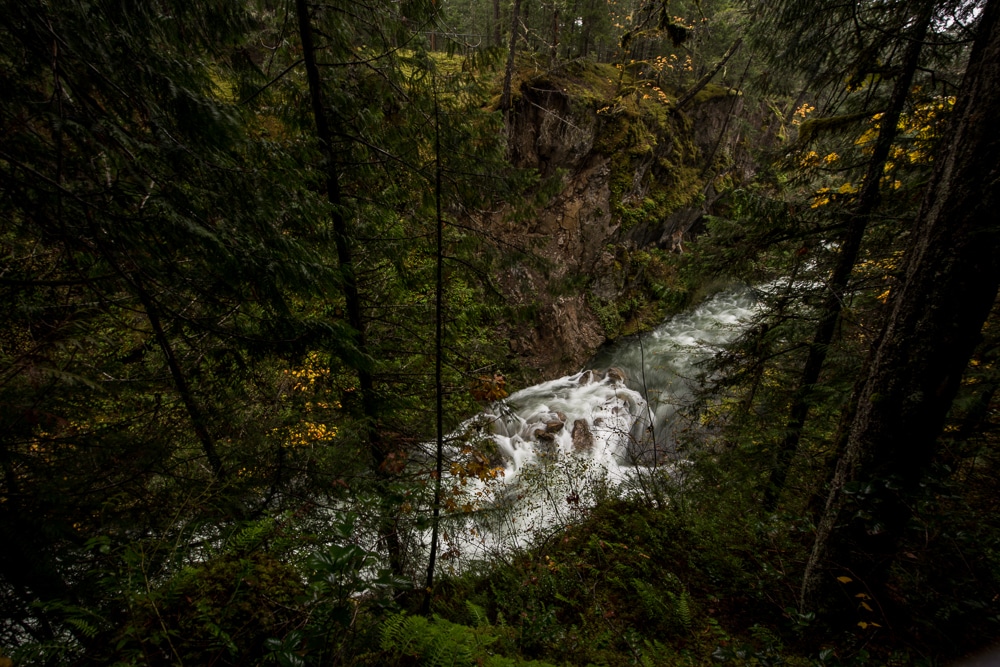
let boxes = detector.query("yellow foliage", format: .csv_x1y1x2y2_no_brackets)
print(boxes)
791,102,815,126
799,150,821,168
855,94,955,176
277,351,343,448
470,374,508,402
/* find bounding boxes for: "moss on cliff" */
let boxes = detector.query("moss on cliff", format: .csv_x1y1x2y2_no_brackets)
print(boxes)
501,59,741,366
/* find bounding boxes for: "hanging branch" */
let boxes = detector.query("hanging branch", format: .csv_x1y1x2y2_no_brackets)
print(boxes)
673,37,743,111
134,280,225,480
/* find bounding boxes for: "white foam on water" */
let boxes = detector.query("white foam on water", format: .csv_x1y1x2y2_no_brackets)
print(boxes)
426,287,760,571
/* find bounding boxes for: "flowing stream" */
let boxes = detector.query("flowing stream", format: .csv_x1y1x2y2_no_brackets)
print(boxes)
431,287,759,569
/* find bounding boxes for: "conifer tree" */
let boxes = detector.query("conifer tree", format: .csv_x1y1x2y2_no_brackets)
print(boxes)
801,0,1000,613
762,1,936,509
0,0,337,650
736,0,982,508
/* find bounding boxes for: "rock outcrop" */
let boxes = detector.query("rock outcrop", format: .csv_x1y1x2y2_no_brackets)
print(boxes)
493,63,758,379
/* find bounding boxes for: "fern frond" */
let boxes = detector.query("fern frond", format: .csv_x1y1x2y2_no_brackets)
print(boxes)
465,600,489,628
382,613,433,658
223,518,275,555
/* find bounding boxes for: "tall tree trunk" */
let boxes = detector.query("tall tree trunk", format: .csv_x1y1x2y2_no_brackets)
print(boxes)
550,5,560,65
295,0,403,573
493,0,501,47
501,0,522,112
800,0,1000,611
430,0,438,51
422,78,446,615
763,4,933,510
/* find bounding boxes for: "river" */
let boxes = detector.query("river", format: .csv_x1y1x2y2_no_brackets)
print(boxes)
429,286,759,570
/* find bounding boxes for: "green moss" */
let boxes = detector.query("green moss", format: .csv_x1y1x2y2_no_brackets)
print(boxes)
588,292,626,339
692,82,739,104
795,111,875,146
523,60,620,113
533,168,569,207
503,60,723,333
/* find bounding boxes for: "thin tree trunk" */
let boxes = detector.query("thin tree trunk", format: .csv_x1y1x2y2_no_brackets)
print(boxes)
135,282,225,480
551,5,560,65
423,78,446,615
800,0,1000,611
295,0,403,573
763,5,933,510
493,0,501,47
430,0,438,51
501,0,522,112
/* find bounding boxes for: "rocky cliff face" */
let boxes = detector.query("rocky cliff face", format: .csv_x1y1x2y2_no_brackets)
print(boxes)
494,62,752,379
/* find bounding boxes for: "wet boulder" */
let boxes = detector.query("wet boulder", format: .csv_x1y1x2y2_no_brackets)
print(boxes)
572,419,593,453
605,367,627,384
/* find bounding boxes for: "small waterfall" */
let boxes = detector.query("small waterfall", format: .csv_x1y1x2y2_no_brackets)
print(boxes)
428,287,759,569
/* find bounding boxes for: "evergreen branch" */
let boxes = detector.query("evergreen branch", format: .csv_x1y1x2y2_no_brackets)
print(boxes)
239,58,303,105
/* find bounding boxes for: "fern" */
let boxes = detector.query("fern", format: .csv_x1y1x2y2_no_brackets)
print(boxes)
632,577,693,632
381,613,431,657
65,616,99,640
465,600,489,628
641,639,672,666
665,590,693,631
223,518,275,555
381,612,558,667
426,627,475,667
381,613,476,665
632,578,669,619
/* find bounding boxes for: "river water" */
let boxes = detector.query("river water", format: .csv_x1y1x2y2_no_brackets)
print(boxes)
431,287,759,569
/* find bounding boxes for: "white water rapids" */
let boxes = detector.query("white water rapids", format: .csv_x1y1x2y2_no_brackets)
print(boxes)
429,287,759,570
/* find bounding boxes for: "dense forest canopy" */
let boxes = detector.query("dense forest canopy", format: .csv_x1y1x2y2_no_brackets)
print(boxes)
1,0,998,665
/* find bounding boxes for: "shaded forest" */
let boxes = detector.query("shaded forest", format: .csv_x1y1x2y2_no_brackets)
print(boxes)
1,0,999,665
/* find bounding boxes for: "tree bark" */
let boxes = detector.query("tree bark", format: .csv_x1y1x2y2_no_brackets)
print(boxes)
430,0,438,51
763,4,933,510
550,5,560,65
800,0,1000,611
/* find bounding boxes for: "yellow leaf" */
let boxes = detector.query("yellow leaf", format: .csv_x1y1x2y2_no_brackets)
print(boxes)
854,593,870,599
858,621,868,629
837,576,853,584
860,601,873,612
